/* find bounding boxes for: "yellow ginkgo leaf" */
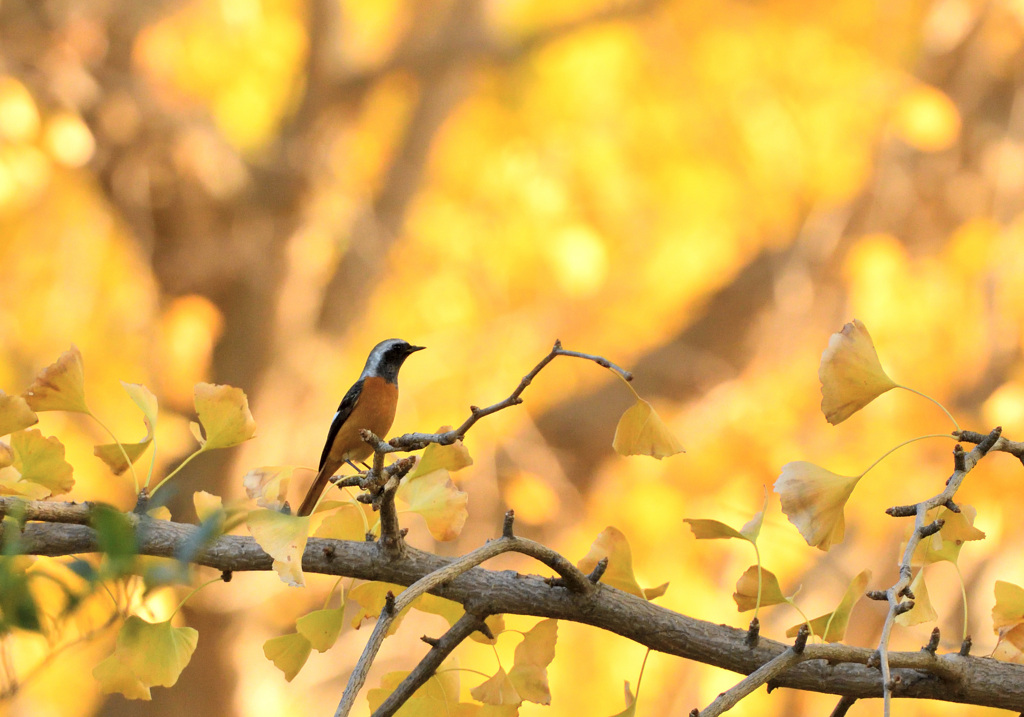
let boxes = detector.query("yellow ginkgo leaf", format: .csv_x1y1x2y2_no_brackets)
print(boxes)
577,526,668,601
367,666,460,715
786,570,871,642
396,469,469,541
313,503,368,542
684,519,746,541
193,490,224,524
246,509,309,587
242,466,296,511
910,505,986,566
23,346,89,413
607,681,638,717
147,506,172,521
612,398,684,459
94,439,152,476
191,383,256,450
992,581,1024,663
775,461,861,551
348,581,408,634
507,618,557,705
12,429,74,495
819,319,897,425
121,382,159,431
0,442,13,469
733,566,790,612
0,469,50,499
408,431,473,479
993,581,1024,632
115,616,198,688
415,593,505,644
0,391,37,436
94,382,160,475
263,632,312,681
471,666,522,706
895,569,938,627
296,607,345,653
93,652,152,700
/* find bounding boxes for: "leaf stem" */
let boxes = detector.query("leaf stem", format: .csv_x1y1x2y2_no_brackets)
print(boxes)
88,413,140,493
169,574,224,620
895,385,960,433
151,448,204,495
322,576,345,610
752,543,763,621
634,647,652,703
954,563,969,642
857,434,957,479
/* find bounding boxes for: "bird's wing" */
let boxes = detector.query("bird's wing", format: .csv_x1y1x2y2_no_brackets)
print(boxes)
318,377,365,471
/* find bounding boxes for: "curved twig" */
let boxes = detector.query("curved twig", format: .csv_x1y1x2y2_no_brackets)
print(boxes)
334,514,595,716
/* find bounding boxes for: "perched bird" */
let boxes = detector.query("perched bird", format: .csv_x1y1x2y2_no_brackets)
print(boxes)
297,339,424,516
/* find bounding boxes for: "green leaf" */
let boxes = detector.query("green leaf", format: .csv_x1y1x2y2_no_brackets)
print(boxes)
296,607,345,653
94,651,151,700
0,554,41,632
116,616,198,687
246,509,309,587
263,632,311,681
90,505,138,576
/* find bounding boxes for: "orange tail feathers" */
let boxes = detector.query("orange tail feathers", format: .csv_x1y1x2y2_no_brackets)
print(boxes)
297,463,334,517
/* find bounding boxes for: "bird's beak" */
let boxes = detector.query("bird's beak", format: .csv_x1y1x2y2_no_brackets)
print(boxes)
408,345,426,353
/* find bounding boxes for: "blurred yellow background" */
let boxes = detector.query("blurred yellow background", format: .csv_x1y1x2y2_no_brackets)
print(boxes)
2,0,1023,714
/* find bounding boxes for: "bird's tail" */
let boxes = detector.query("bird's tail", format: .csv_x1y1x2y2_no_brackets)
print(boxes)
296,464,332,516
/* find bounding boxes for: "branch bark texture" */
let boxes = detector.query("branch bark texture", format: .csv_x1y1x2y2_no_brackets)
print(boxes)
5,499,1024,712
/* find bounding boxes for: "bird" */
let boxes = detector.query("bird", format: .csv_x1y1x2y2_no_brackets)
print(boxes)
296,339,425,516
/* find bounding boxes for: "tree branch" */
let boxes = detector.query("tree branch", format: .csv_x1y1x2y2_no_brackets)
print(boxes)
877,428,1002,713
333,513,594,716
5,499,1024,711
370,612,488,717
384,340,633,453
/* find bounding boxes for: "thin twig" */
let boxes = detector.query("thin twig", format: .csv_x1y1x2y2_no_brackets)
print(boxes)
334,526,595,716
379,341,632,453
954,430,1024,467
829,695,858,717
877,427,1001,715
699,628,809,717
371,612,488,717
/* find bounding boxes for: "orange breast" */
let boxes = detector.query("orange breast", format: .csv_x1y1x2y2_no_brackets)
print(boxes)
329,376,399,464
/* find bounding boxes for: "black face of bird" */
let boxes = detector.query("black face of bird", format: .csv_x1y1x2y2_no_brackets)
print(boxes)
365,339,425,383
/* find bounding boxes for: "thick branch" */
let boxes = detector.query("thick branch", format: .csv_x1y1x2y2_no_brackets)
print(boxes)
6,506,1024,711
